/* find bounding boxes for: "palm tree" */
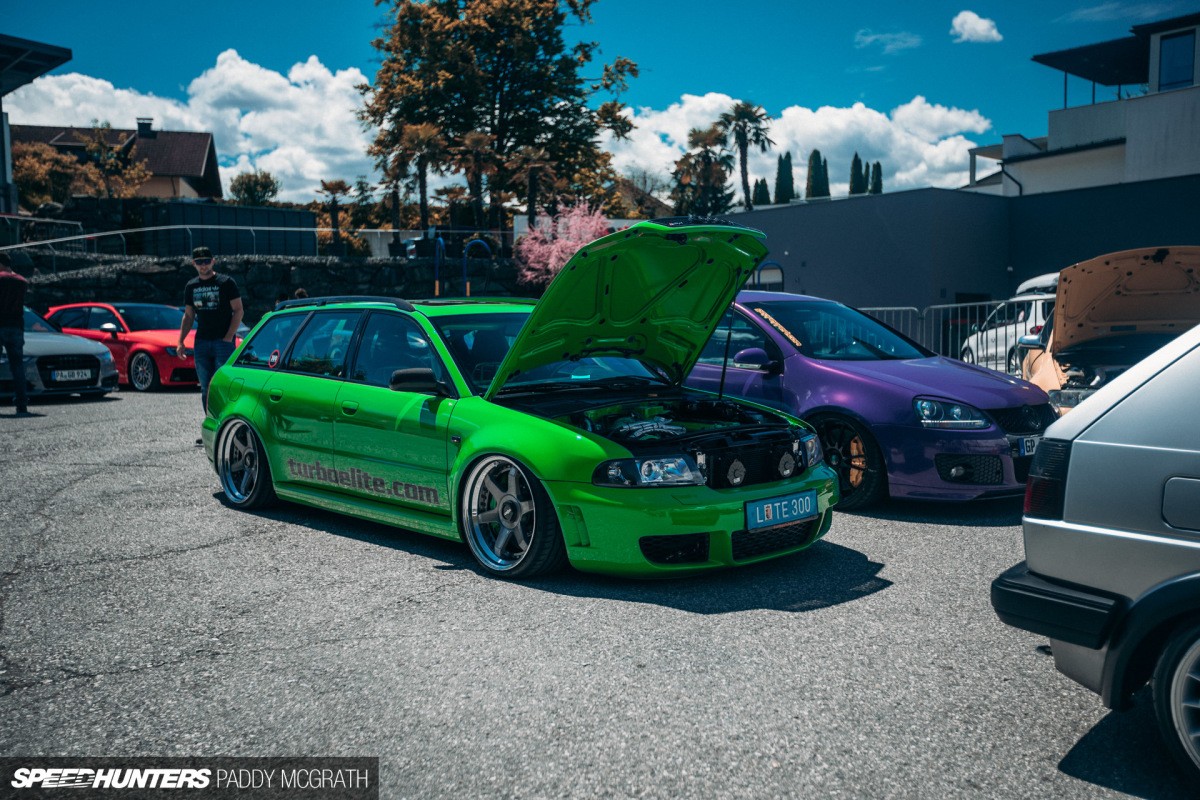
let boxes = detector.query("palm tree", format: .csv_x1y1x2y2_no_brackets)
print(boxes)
507,147,557,228
717,101,774,212
671,125,734,216
318,179,352,254
399,123,448,232
449,131,496,229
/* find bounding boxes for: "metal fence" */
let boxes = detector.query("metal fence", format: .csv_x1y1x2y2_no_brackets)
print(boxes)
0,214,86,252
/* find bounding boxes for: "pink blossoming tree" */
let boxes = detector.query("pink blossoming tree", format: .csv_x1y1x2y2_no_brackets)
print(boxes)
515,201,611,286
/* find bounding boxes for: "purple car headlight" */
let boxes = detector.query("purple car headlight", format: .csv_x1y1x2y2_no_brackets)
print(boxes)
914,398,989,429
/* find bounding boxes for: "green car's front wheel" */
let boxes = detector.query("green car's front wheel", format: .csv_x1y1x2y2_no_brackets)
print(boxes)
461,455,566,579
216,419,276,509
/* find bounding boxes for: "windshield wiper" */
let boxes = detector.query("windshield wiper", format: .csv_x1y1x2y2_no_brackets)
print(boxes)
497,375,669,395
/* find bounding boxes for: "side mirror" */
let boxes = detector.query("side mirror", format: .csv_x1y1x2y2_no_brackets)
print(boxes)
390,367,453,397
969,323,980,334
1016,333,1041,350
99,322,120,339
731,347,778,372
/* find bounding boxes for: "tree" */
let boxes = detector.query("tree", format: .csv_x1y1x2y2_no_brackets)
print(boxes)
398,122,447,232
350,176,375,230
752,178,771,207
74,120,152,199
228,169,281,206
448,131,496,229
716,101,774,212
11,142,81,208
670,125,734,217
849,152,867,195
361,0,637,232
869,161,883,195
515,200,610,286
318,179,352,255
805,149,830,199
773,152,794,205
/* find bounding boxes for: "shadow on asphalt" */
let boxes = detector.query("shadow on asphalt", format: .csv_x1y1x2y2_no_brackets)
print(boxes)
841,496,1024,528
1057,687,1195,799
227,495,892,615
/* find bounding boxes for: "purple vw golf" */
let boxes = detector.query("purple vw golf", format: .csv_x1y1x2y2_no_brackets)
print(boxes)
686,291,1054,508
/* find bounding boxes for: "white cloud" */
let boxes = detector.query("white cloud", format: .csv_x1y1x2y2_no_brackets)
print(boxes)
602,93,992,198
854,30,923,55
8,52,994,206
950,11,1004,43
6,50,376,203
1059,2,1177,21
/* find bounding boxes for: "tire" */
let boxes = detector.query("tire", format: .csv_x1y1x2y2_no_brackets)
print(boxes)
960,347,976,365
460,455,566,579
216,419,276,509
1151,620,1200,782
129,351,160,391
1006,349,1020,376
810,414,887,510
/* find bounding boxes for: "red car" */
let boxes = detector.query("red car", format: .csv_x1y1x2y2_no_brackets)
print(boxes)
46,303,198,391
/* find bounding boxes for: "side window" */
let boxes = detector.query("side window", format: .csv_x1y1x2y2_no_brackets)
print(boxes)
350,313,446,387
87,307,122,331
237,313,306,368
50,308,89,329
698,312,774,367
285,311,362,378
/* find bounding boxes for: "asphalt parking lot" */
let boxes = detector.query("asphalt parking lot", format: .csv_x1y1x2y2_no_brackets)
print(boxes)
1,391,1195,799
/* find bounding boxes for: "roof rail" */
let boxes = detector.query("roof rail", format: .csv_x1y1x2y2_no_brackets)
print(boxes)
273,295,415,312
413,296,538,306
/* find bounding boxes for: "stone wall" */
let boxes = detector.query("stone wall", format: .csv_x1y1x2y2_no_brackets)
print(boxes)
23,253,532,324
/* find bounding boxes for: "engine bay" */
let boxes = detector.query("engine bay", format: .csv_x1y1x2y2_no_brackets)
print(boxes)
559,397,782,444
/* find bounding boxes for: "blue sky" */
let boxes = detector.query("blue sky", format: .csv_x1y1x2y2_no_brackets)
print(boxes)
5,1,1188,201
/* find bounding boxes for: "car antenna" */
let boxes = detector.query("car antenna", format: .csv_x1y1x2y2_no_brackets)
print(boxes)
716,310,735,401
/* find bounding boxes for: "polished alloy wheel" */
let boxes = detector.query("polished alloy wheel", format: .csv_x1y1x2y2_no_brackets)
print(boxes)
1169,635,1200,771
218,420,261,504
462,456,537,572
130,352,157,391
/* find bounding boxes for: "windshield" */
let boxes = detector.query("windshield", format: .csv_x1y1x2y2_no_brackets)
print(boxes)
746,300,929,361
23,308,55,333
431,311,664,394
118,305,185,331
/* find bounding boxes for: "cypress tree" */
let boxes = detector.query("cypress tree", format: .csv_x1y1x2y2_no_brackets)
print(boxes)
869,161,883,194
773,155,787,204
753,178,771,206
849,152,865,195
820,157,830,197
805,149,822,199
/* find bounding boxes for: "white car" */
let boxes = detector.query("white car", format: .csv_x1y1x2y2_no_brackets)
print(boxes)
960,291,1055,374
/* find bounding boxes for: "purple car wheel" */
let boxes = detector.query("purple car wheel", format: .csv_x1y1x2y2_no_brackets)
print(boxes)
811,415,886,510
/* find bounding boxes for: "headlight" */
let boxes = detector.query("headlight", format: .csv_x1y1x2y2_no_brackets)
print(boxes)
913,397,989,429
802,433,823,468
97,349,114,364
593,456,705,487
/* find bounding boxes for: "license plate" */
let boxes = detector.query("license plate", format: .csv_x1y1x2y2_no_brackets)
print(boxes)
52,369,92,382
1019,436,1040,457
745,489,818,531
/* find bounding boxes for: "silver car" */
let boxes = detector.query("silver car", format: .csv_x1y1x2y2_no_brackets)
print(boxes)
0,308,119,399
992,321,1200,781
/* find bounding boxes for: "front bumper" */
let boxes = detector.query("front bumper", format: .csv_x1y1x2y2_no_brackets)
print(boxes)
0,358,118,397
544,468,838,576
874,423,1032,502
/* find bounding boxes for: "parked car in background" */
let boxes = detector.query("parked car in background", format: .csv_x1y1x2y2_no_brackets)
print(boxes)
1018,246,1200,414
203,219,838,579
0,308,118,399
48,302,198,391
992,319,1200,783
959,289,1055,374
685,291,1052,509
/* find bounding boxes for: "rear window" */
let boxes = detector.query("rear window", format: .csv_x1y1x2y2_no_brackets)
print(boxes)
237,313,306,368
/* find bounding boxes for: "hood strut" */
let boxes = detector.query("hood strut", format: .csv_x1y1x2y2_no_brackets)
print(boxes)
717,312,735,401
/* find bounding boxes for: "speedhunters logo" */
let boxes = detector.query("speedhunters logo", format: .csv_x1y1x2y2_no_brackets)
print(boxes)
2,758,377,798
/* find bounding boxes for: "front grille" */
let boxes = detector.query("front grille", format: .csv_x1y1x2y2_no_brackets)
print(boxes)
986,404,1057,435
701,434,798,490
935,454,1004,485
36,354,99,389
732,519,819,561
639,533,710,565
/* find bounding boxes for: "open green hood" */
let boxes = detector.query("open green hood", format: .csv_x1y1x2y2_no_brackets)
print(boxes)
485,218,768,400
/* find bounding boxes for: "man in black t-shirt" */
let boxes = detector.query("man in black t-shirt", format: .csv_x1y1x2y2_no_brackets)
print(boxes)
178,246,243,415
0,252,32,415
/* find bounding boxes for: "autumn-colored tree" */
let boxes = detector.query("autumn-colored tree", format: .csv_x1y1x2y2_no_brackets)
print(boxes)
448,131,496,229
717,101,774,212
670,125,734,217
515,200,610,286
74,121,152,199
228,169,281,206
507,146,556,229
361,0,637,230
398,123,447,232
318,179,352,254
11,142,81,208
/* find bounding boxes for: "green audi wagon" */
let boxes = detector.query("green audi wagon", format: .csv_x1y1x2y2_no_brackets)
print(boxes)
203,218,838,578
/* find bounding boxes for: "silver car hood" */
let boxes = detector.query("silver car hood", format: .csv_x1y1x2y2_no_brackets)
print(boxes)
21,331,112,357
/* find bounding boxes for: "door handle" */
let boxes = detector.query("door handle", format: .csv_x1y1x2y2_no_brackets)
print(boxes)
341,401,359,416
268,389,283,401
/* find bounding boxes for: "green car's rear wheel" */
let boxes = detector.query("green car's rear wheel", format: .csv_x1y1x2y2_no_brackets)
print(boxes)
216,419,275,508
461,455,565,579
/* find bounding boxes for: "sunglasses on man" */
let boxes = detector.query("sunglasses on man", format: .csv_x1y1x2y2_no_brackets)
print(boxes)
193,258,214,266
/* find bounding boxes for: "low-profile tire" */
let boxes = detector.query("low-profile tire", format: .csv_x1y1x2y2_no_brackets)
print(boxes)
809,414,887,510
1006,348,1020,375
129,351,160,391
460,455,566,579
216,419,276,509
960,346,976,365
1151,620,1200,782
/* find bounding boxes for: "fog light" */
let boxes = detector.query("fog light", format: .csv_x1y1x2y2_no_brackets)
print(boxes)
727,459,746,486
950,465,966,479
778,452,796,477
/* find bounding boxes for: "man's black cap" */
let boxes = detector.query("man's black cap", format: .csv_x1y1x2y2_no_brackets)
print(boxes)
192,246,213,260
